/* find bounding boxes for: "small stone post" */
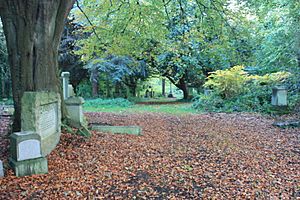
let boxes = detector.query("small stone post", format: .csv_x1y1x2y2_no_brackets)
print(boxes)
271,86,287,106
61,72,70,100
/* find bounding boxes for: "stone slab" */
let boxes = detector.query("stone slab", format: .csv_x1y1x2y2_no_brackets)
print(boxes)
21,92,61,156
273,120,300,128
91,125,142,135
10,131,42,161
9,157,48,177
0,160,4,177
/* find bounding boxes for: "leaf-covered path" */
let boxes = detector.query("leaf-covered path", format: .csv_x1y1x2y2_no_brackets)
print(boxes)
0,112,299,199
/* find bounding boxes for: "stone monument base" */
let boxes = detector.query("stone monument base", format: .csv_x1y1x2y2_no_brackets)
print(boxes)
9,157,48,177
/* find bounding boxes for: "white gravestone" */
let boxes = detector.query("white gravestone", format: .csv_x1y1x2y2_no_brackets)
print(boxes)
61,72,70,100
10,131,42,161
18,139,41,161
0,160,3,177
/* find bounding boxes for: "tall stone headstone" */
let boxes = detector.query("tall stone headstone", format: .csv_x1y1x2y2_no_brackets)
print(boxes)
0,160,4,177
21,92,61,156
61,72,70,100
272,86,287,106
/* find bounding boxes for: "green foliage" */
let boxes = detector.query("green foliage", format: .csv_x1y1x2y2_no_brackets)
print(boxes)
76,80,93,98
204,65,290,99
193,89,272,113
76,126,92,138
0,98,13,105
84,98,133,108
204,66,249,98
74,0,167,59
194,66,293,113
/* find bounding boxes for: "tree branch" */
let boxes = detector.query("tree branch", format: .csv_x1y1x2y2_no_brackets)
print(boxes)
75,0,101,42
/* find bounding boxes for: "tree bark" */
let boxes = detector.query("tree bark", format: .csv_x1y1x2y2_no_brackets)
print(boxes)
162,78,166,97
166,76,189,100
92,81,99,97
0,0,75,131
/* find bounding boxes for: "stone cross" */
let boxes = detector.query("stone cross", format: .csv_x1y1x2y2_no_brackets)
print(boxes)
61,72,70,100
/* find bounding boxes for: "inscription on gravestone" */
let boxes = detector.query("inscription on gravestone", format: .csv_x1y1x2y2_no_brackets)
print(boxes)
39,103,57,136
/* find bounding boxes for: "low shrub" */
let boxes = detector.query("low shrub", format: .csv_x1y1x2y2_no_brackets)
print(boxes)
193,66,296,113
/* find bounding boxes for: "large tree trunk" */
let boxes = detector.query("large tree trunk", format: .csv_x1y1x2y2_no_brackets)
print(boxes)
92,81,99,97
0,0,75,131
162,78,166,97
166,75,190,100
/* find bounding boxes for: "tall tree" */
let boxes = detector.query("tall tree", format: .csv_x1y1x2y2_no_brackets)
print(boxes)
0,0,75,131
0,21,10,99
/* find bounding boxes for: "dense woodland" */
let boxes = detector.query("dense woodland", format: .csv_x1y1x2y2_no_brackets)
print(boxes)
0,0,299,113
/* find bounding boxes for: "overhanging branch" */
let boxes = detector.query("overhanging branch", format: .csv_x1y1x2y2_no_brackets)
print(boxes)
75,0,101,42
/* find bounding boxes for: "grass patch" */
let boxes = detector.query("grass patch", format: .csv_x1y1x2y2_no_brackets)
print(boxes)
84,99,195,115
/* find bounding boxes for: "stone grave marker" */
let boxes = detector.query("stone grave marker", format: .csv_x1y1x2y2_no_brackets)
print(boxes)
9,131,47,177
65,97,85,128
0,160,4,177
272,86,287,106
10,131,41,161
68,84,75,97
21,91,61,156
61,72,70,100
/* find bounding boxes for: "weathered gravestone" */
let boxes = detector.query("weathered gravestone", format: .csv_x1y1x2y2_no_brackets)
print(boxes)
68,84,75,97
65,97,85,128
61,72,70,100
21,92,61,156
10,131,42,161
9,131,47,177
0,160,4,177
272,86,287,106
